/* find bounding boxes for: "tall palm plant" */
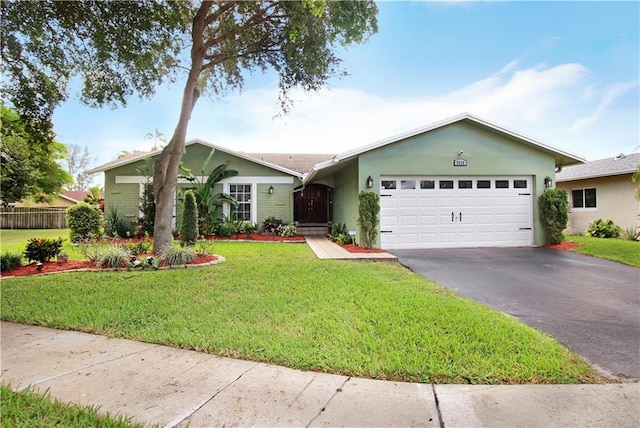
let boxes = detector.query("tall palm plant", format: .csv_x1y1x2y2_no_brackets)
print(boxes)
179,150,238,235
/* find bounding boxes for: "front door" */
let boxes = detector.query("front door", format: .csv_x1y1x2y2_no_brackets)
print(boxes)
295,184,330,224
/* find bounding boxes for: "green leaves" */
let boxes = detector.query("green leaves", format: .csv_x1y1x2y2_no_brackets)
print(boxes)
538,188,569,245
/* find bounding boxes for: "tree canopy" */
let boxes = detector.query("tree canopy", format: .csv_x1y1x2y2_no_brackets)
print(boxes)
0,105,71,205
1,0,378,251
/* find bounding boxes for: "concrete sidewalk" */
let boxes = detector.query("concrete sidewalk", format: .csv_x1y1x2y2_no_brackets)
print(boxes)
1,322,638,428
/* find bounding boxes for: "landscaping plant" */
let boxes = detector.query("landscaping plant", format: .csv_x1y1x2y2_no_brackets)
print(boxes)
357,191,380,249
586,218,621,239
104,205,132,238
1,252,23,272
277,224,298,238
97,245,131,269
180,190,198,246
621,226,640,242
24,237,64,263
160,246,196,266
66,202,102,242
538,188,568,245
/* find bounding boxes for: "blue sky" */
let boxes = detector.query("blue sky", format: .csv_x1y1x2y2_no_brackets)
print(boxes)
52,1,639,185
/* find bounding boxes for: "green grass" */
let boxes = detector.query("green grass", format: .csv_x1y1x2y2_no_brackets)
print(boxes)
1,229,85,261
566,235,640,267
1,242,604,385
1,384,142,427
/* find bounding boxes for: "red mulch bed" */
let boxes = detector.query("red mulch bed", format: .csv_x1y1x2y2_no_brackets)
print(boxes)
97,234,305,243
206,234,305,241
340,244,387,253
1,254,218,277
543,241,581,250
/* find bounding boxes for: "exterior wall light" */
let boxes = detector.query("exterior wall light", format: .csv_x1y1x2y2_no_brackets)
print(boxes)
366,176,374,189
269,185,274,194
544,176,553,188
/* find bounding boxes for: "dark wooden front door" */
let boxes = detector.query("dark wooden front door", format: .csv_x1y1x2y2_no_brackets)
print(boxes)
295,184,330,224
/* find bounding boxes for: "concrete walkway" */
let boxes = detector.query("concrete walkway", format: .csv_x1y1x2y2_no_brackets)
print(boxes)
1,322,638,427
305,236,397,260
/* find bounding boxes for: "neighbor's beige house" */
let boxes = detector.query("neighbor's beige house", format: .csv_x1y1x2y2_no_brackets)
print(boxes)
556,152,640,235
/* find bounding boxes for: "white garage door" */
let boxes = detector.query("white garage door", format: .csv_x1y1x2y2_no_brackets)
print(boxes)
380,176,533,249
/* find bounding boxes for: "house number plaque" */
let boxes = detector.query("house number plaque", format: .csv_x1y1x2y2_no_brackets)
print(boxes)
453,158,467,167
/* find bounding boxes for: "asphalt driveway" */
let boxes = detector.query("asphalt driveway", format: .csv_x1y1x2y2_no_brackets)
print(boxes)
389,247,640,379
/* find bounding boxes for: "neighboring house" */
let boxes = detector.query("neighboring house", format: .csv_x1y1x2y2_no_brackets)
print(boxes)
556,152,640,235
15,190,102,208
88,113,584,249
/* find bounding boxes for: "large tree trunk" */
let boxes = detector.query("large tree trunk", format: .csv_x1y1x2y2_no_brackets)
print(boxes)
152,4,210,254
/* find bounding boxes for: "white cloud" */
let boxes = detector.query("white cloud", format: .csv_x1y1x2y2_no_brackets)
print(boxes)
184,61,594,157
570,80,639,131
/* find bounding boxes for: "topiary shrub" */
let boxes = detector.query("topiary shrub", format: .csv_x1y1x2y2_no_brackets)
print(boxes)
24,237,64,263
538,188,568,245
357,191,380,249
1,251,23,272
67,202,102,242
180,190,198,246
586,219,621,239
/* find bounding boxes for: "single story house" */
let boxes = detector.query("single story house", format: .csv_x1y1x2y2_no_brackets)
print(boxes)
14,190,101,208
556,152,639,235
88,113,584,249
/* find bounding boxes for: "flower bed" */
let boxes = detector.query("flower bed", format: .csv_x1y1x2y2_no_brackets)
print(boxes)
1,254,219,277
340,244,387,254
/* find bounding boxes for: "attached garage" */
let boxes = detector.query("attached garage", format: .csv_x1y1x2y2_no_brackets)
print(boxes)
379,176,532,248
304,113,585,249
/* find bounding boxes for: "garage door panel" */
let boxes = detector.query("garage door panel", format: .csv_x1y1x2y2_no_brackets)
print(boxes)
401,215,418,226
420,197,437,208
400,197,418,208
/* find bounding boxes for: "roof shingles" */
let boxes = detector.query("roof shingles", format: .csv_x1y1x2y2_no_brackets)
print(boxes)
556,153,639,182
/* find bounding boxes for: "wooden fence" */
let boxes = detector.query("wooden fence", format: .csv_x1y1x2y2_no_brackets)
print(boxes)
0,207,67,229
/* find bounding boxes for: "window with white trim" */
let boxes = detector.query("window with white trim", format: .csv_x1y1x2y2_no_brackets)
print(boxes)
571,188,597,208
229,184,251,221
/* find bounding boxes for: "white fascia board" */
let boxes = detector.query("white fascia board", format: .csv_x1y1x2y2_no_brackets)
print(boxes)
302,157,340,185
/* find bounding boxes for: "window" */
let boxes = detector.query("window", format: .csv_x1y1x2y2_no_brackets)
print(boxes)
571,188,597,208
230,184,251,221
420,180,435,189
514,180,528,189
458,180,473,189
439,180,454,189
381,180,396,190
401,180,416,190
477,180,491,189
495,180,509,189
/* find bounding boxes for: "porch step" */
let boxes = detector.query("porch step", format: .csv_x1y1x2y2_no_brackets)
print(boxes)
296,225,329,236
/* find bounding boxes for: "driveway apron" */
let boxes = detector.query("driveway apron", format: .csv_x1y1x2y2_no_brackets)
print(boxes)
390,247,640,379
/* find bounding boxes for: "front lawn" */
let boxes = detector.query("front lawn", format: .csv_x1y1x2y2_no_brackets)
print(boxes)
1,384,141,427
1,242,604,384
565,235,640,267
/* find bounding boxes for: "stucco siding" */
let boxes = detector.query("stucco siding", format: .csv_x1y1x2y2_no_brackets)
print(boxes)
357,122,555,246
257,183,294,225
557,174,639,234
331,161,359,237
